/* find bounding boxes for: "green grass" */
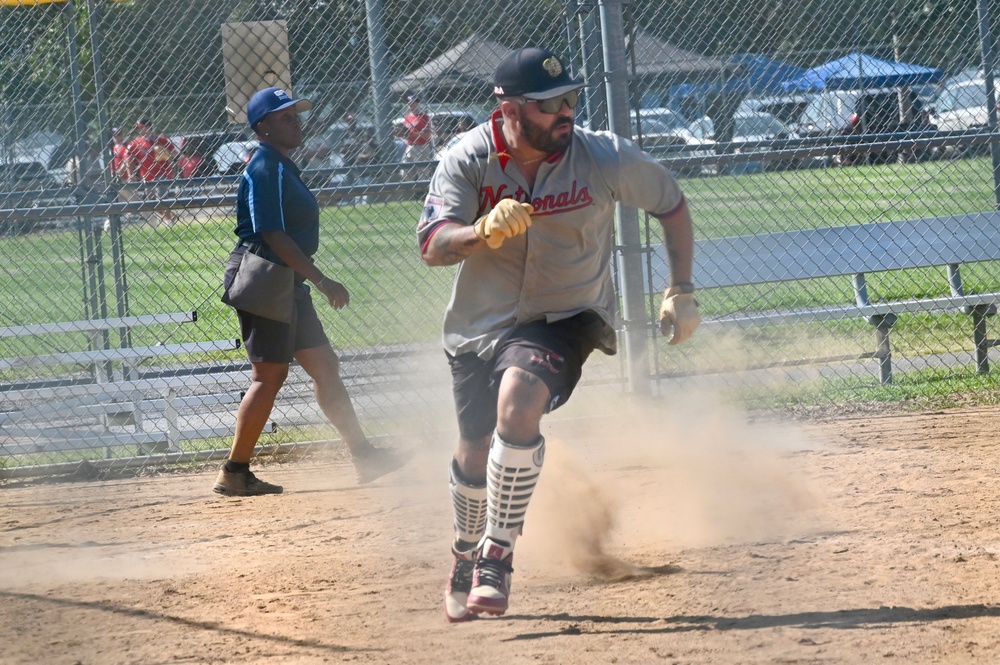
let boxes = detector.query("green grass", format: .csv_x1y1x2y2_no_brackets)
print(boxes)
1,157,999,407
734,365,1000,413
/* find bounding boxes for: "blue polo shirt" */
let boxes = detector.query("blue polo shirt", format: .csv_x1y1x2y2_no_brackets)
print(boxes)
235,143,320,258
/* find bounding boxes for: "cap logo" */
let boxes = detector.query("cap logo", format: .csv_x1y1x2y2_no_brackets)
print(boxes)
542,56,563,78
274,89,291,102
493,85,505,95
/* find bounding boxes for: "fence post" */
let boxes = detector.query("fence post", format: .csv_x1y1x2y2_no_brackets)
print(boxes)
87,0,133,362
365,0,395,167
599,0,650,395
976,0,1000,209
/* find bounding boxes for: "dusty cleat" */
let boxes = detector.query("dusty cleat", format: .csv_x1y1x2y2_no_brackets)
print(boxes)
444,546,478,623
467,537,514,616
213,465,283,496
353,446,408,484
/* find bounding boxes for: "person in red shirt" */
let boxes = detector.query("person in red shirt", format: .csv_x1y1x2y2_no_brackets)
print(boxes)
400,96,434,180
127,117,177,226
109,127,130,182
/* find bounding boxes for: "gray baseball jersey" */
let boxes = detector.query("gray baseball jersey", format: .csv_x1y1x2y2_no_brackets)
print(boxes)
418,110,686,360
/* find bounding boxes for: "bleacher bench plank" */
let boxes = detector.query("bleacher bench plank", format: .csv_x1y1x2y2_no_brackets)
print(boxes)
0,311,248,456
0,369,254,405
693,214,1000,288
0,338,241,371
649,212,1000,384
0,312,197,339
0,423,276,455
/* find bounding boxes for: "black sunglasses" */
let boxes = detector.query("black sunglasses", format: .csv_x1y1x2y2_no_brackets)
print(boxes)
522,90,580,114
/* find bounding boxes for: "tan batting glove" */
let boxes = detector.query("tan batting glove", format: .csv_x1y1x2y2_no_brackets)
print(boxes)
659,284,701,345
473,199,534,249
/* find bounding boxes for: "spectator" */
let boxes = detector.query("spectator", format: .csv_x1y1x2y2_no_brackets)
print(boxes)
126,117,177,226
400,95,434,179
109,127,130,182
177,140,214,179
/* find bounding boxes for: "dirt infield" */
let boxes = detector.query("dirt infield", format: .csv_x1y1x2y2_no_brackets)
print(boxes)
3,394,1000,664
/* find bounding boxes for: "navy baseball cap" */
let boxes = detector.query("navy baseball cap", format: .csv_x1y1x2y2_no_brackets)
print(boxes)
493,47,583,99
246,87,313,128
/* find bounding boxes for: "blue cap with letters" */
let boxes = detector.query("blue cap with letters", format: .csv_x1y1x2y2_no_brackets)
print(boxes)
246,87,313,129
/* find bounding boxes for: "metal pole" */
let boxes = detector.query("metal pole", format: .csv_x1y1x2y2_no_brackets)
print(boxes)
65,0,113,381
87,0,134,377
976,0,1000,209
364,0,394,165
598,0,649,395
576,2,608,131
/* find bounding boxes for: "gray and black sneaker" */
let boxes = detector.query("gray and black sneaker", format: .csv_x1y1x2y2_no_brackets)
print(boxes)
352,446,408,484
213,465,283,496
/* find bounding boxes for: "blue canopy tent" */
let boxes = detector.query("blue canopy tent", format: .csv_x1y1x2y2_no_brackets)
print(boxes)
782,53,944,92
666,53,806,114
728,53,808,96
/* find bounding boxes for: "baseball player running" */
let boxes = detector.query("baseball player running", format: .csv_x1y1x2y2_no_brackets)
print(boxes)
417,46,701,622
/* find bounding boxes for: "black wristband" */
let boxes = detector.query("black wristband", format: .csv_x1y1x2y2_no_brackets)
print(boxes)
671,282,695,294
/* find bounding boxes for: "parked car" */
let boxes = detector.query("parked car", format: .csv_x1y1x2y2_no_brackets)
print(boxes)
11,131,73,175
428,111,478,150
792,87,934,165
930,76,1000,155
213,139,258,175
631,107,715,176
0,161,69,235
298,119,406,176
687,111,800,172
173,130,249,177
737,94,814,125
436,129,471,159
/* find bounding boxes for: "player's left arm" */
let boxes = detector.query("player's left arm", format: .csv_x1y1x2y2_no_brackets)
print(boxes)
609,134,701,343
656,199,694,289
655,199,701,345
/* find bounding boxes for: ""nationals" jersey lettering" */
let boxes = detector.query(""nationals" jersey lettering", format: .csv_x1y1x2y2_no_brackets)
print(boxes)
479,181,594,217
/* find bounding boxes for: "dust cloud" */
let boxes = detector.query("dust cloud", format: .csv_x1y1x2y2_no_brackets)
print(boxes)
521,389,831,579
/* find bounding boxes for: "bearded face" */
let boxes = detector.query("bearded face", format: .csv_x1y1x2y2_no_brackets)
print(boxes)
516,105,574,154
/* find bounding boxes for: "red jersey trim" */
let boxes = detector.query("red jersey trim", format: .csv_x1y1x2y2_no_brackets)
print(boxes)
419,219,454,255
490,110,512,171
489,109,567,171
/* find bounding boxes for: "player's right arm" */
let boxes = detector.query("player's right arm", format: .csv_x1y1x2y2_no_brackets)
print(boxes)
420,220,486,266
419,125,522,266
420,199,533,266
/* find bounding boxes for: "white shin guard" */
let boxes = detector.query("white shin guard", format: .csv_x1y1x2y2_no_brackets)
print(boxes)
483,431,545,548
449,459,487,547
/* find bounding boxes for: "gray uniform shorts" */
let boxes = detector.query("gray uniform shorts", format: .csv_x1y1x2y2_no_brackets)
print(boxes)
447,311,605,440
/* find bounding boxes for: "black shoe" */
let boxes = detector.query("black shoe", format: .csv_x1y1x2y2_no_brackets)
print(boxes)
213,465,283,496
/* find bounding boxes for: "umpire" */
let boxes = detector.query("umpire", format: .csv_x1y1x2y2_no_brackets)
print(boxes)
216,87,406,496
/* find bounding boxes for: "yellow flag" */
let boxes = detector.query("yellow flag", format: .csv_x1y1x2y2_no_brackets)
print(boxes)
1,0,68,5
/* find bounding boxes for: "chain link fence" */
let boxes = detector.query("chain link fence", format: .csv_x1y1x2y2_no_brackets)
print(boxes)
1,0,998,478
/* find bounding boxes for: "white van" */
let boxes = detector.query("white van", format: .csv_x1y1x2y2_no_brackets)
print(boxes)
932,78,999,131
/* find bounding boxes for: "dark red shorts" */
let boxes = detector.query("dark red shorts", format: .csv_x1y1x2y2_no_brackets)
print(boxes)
447,311,605,440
